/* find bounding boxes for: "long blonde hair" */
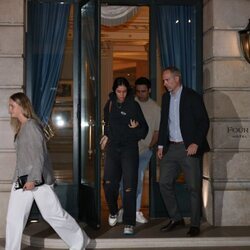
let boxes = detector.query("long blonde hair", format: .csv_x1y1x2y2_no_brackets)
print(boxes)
9,92,40,134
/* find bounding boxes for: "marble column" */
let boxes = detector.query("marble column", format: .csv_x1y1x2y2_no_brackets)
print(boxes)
203,0,250,226
0,0,24,236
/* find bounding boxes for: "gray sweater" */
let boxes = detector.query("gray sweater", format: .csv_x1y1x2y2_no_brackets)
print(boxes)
13,119,55,185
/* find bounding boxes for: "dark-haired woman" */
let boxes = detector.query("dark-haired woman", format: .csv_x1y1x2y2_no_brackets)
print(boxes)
100,77,148,235
6,92,90,250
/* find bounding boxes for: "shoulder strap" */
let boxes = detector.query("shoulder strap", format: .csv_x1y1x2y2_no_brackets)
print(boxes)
109,100,112,113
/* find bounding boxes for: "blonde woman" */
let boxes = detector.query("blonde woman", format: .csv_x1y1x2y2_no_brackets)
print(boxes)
6,92,90,250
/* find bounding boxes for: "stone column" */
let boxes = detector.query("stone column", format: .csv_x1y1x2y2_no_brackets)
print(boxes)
203,0,250,226
0,0,24,236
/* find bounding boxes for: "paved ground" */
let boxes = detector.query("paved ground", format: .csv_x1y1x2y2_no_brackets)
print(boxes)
1,217,250,249
0,240,250,250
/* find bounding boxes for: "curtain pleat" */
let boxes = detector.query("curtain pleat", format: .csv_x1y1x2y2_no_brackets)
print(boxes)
101,6,138,27
157,5,197,90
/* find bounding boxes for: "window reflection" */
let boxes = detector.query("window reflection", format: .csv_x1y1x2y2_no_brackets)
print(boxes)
51,108,72,128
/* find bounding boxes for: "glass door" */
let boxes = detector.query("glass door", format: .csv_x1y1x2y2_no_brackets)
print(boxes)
79,0,101,228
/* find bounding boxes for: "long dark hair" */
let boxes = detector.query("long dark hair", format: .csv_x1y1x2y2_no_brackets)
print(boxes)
112,77,131,93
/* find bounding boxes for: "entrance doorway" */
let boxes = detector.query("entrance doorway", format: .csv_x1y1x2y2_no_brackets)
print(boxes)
98,1,202,222
100,6,150,221
26,0,201,228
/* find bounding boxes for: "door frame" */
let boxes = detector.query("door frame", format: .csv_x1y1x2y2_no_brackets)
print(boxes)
76,0,101,228
99,0,203,219
26,0,202,223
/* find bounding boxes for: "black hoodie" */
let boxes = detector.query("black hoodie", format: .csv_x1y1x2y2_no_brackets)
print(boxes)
104,92,148,146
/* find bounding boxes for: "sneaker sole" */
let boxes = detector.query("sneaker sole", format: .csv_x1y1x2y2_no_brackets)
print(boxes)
109,221,117,227
124,231,134,235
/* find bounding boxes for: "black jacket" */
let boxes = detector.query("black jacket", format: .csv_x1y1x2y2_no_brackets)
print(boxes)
104,92,148,146
158,87,210,156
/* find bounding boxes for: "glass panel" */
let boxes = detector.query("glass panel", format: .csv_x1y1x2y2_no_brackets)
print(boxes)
47,5,74,184
80,0,97,186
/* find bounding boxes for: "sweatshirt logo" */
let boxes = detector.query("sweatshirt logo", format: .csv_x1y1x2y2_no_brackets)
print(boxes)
121,111,126,116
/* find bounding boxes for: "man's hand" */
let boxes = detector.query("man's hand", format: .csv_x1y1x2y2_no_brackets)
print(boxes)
157,147,163,159
186,143,198,156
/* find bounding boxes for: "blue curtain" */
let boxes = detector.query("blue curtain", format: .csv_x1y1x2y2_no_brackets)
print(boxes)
157,5,197,90
28,2,70,124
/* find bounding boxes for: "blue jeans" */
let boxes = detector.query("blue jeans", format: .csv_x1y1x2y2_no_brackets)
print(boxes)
136,149,152,210
103,143,139,226
120,148,152,211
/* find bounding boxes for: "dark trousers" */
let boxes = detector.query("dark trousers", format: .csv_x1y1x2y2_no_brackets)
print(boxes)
159,144,201,227
103,143,139,226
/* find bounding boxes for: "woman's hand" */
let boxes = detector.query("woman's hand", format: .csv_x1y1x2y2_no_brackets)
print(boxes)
128,119,139,128
100,135,108,150
23,181,35,190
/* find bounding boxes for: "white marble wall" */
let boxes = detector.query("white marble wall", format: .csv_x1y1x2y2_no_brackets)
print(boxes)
0,0,24,237
203,0,250,226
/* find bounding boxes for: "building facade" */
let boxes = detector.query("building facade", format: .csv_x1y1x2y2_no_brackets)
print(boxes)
0,0,249,237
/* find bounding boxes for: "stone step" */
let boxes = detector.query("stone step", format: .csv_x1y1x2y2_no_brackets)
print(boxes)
22,236,250,249
22,221,250,249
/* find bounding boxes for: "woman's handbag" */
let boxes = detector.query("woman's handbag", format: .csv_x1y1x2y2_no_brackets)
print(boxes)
43,122,55,141
14,175,44,190
14,175,28,190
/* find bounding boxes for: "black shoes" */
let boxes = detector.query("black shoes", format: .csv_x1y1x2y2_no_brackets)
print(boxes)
160,219,185,232
187,226,200,237
160,219,200,237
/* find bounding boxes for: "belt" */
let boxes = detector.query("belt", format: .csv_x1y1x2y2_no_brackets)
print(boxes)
169,141,184,144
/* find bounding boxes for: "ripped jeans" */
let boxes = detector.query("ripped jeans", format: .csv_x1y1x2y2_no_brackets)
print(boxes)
103,143,138,226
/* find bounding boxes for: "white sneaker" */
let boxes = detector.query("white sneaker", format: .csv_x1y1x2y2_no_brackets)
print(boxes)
117,208,123,223
124,225,134,235
108,214,118,227
136,211,148,223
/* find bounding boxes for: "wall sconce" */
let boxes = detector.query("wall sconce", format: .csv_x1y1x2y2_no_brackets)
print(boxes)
238,19,250,63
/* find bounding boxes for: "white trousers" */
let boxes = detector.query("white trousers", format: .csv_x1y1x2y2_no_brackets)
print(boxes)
6,184,89,250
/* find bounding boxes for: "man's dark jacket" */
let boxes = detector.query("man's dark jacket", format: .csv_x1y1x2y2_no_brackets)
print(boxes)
158,86,210,156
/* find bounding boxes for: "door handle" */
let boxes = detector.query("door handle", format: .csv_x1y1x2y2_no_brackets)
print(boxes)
88,116,95,158
101,119,105,136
